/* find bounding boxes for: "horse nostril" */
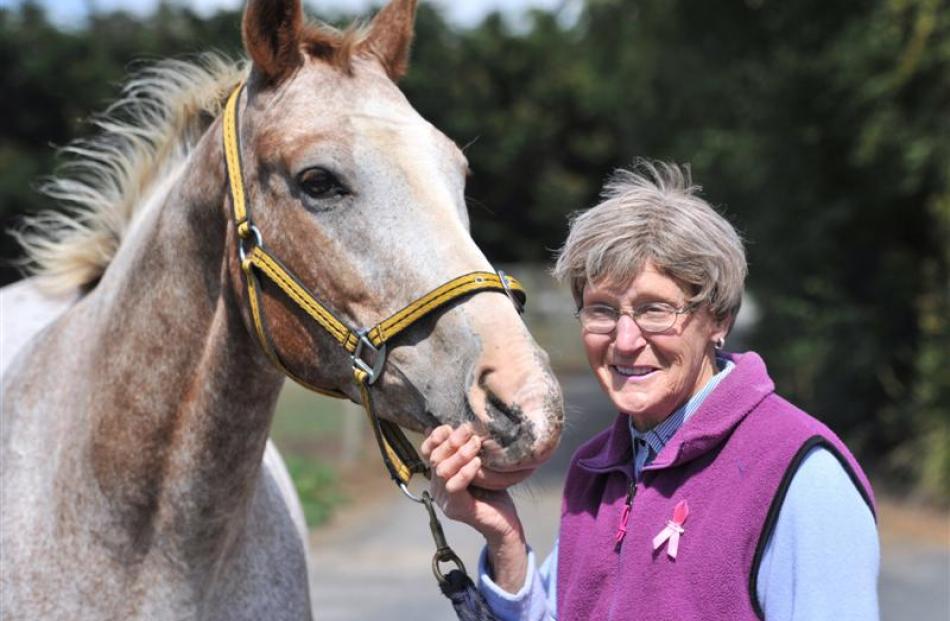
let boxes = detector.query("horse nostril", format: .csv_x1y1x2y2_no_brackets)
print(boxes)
484,391,523,447
487,391,519,423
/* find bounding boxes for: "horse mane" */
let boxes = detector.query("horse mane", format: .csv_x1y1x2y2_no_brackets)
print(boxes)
14,18,373,295
13,53,247,293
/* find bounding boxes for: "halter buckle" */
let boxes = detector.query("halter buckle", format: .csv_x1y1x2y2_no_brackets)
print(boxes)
496,269,524,315
352,330,387,385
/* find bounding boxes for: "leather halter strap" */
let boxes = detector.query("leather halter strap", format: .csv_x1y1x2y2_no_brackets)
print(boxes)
223,84,526,486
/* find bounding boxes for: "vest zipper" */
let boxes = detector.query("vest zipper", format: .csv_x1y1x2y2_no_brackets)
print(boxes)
614,478,637,551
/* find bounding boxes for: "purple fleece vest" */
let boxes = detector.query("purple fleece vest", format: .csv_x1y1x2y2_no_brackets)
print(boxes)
557,352,875,621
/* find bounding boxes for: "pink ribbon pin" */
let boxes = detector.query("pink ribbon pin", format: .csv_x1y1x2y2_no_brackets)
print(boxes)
652,499,689,559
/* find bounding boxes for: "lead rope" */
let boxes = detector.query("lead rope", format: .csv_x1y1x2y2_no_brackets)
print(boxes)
226,83,512,620
354,367,502,621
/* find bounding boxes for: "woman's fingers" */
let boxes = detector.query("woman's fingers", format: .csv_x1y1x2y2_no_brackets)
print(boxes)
434,435,481,480
420,424,452,459
422,428,522,541
444,455,482,494
425,424,477,467
421,424,484,507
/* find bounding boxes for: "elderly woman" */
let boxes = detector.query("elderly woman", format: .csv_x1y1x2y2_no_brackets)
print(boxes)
422,161,879,620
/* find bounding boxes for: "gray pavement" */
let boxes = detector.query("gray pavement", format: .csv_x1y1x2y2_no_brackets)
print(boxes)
309,373,950,620
879,538,950,620
309,481,561,621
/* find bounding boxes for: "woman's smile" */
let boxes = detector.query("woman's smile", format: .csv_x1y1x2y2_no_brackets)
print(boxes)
611,364,660,382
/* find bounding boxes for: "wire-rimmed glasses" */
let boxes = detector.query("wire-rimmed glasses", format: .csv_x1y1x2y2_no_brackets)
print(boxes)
575,301,698,335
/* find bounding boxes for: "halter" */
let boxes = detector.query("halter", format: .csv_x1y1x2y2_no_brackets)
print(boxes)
223,84,526,581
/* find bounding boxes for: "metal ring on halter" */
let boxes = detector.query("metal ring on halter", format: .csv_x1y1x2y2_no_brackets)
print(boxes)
399,481,426,503
238,224,263,264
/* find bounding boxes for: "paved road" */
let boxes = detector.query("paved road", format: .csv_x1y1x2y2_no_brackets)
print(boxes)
309,374,950,620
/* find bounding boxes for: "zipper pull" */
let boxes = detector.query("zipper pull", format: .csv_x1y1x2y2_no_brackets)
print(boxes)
614,479,637,550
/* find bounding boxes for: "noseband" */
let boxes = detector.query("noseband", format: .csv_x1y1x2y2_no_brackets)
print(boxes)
222,85,525,550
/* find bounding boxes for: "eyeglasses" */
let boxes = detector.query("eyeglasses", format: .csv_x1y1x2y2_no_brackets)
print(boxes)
575,301,698,335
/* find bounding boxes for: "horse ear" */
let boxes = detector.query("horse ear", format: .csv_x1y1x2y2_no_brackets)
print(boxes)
243,0,304,84
361,0,418,81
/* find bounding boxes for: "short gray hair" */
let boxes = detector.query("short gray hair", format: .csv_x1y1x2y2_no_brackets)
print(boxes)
552,160,747,324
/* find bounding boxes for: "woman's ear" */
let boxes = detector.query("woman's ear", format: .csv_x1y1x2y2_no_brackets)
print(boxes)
711,315,732,350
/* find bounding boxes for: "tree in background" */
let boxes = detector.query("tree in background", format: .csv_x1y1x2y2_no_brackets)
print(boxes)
1,0,946,503
0,1,244,284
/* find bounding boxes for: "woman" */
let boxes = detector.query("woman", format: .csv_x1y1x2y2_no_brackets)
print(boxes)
422,161,879,620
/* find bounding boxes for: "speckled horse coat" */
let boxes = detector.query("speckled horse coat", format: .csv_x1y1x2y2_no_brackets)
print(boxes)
0,1,563,618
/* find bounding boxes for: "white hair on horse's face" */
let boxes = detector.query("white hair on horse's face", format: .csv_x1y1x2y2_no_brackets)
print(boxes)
553,159,748,326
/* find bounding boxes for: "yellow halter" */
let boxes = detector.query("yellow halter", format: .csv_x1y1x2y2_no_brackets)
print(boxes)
223,84,526,489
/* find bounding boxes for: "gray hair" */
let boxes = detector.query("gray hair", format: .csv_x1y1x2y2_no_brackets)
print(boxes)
552,160,747,324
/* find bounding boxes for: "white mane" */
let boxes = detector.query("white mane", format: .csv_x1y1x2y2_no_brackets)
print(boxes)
14,53,247,294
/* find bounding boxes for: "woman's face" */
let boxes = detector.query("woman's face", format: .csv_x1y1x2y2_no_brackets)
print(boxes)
581,262,727,431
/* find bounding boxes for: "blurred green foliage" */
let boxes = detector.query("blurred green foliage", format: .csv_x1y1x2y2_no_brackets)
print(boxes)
269,382,354,526
283,454,345,527
1,0,946,503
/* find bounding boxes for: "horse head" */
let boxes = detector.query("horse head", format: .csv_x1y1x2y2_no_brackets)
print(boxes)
229,0,563,488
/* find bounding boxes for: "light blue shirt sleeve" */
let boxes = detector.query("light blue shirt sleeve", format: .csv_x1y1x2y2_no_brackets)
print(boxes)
478,448,879,620
757,446,880,620
477,544,557,621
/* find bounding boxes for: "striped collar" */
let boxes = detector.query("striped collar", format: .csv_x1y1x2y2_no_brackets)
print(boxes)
629,355,735,479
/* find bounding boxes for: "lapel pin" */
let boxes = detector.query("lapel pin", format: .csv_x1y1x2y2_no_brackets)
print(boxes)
652,499,689,559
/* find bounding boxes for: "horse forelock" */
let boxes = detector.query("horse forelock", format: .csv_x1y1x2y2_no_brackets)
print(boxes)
289,12,404,78
14,53,248,295
301,21,372,76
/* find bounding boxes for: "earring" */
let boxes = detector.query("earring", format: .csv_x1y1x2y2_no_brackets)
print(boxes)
714,337,725,350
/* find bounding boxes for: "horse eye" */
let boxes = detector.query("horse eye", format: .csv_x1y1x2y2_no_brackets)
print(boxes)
297,168,349,200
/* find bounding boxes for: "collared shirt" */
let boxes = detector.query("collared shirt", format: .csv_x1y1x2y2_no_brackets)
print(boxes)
630,356,734,481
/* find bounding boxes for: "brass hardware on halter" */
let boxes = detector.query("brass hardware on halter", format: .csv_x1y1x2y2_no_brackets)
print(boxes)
422,491,466,585
223,82,527,582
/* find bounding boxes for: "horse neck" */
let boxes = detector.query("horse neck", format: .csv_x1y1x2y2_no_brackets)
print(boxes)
81,122,286,569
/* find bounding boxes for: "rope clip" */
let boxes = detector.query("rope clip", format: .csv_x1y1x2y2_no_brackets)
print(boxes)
422,491,466,584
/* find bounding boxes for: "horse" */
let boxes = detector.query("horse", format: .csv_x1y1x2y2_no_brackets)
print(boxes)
0,1,564,618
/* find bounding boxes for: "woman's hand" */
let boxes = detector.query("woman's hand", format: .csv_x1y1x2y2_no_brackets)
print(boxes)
421,424,529,593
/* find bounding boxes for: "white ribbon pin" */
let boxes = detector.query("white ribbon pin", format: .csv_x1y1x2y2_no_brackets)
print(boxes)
652,499,689,559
